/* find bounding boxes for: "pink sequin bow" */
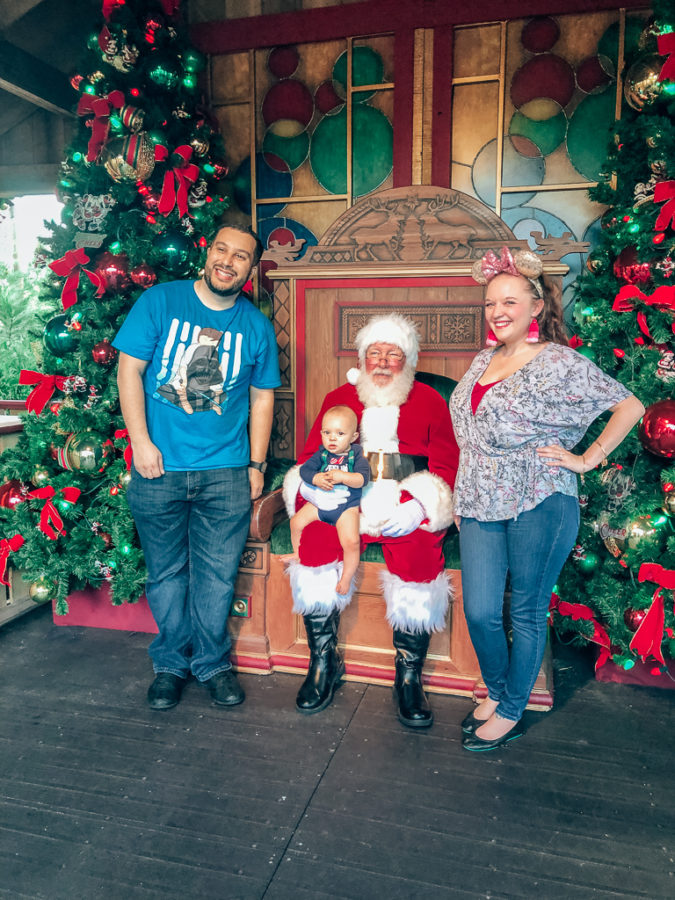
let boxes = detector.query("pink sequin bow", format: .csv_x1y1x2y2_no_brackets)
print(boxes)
481,247,520,281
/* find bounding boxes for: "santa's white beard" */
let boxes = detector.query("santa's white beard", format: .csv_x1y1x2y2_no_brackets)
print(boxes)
356,364,415,408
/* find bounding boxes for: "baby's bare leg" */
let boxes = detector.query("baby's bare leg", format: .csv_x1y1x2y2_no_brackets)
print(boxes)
287,502,320,560
335,507,361,595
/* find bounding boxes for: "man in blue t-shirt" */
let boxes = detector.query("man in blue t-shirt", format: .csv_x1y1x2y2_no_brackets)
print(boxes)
114,224,281,711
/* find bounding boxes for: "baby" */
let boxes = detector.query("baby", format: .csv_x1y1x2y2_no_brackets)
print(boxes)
289,405,370,595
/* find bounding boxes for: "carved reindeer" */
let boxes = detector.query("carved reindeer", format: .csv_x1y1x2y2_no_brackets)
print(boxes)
418,211,476,259
348,213,404,261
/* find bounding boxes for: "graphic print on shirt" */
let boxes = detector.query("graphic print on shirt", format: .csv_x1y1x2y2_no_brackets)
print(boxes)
154,317,243,415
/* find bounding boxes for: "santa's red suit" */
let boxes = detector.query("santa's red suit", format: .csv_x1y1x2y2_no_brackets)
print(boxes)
283,378,459,633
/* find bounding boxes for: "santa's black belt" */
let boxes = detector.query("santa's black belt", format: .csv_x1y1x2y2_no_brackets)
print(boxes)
365,452,428,480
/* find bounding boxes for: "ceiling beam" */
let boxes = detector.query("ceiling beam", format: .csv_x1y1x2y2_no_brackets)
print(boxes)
0,0,44,29
0,38,74,117
0,163,60,197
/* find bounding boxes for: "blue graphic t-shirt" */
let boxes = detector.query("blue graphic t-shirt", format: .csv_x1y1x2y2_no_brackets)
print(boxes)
113,281,281,471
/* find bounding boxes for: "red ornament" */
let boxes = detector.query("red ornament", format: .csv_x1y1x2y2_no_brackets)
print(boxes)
100,531,113,549
130,263,157,288
613,246,652,285
92,339,118,366
93,252,131,293
624,608,647,631
639,399,675,458
0,480,27,510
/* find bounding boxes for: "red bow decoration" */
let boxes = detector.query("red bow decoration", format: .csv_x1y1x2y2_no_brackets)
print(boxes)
155,144,199,218
102,0,125,19
114,428,133,470
628,563,675,665
658,32,675,82
0,534,24,586
19,371,75,415
28,486,81,541
49,248,105,310
549,593,611,669
77,89,125,162
612,285,675,338
654,180,675,233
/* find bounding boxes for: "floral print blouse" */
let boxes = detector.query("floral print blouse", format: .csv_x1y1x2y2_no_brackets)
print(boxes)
449,343,631,521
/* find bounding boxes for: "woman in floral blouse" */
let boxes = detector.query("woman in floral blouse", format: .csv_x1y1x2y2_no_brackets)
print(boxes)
449,247,644,752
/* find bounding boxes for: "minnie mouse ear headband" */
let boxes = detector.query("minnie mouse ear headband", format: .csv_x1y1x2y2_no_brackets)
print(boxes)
471,247,544,299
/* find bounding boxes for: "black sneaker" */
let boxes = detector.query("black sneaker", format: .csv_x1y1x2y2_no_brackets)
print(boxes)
204,670,245,706
147,673,186,710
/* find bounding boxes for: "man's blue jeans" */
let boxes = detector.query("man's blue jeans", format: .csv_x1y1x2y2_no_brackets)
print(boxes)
459,493,579,722
127,466,251,682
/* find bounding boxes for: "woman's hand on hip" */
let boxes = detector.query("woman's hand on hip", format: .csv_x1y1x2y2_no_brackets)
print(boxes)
536,443,587,474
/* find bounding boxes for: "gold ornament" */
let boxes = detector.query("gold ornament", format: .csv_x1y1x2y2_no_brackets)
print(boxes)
663,492,675,516
624,54,664,111
31,465,50,487
189,136,210,157
60,432,112,475
614,512,669,553
29,577,57,604
118,469,132,489
102,133,155,183
646,131,662,149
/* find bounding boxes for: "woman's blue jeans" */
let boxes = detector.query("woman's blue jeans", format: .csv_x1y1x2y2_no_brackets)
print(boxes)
459,493,579,722
126,465,251,682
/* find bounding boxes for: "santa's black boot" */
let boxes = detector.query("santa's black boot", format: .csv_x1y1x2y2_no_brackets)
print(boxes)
296,610,345,714
393,629,433,728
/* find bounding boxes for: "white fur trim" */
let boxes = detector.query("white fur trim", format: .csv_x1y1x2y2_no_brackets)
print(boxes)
346,367,360,385
355,314,420,368
400,471,454,532
282,465,302,517
286,559,355,615
360,406,400,453
380,570,451,633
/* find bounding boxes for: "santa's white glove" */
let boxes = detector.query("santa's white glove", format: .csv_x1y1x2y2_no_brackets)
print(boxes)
299,480,350,511
379,499,426,537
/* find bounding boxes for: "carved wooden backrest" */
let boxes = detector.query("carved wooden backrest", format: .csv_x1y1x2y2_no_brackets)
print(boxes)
269,185,573,459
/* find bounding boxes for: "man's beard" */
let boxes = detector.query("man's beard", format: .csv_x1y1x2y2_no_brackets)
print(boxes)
356,364,415,408
203,265,247,298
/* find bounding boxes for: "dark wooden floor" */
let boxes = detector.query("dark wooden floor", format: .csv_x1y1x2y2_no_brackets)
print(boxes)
0,606,673,900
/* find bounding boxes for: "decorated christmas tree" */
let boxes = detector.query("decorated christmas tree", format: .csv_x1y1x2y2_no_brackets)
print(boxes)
552,2,675,677
0,0,231,612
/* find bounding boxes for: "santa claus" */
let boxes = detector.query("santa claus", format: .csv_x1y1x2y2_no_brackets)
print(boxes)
283,313,459,727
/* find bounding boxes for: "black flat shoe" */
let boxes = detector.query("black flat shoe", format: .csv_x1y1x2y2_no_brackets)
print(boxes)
204,670,245,706
462,726,523,752
461,709,491,734
147,673,186,710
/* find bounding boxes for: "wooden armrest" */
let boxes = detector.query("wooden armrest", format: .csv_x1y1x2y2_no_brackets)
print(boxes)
0,400,27,411
248,488,288,542
0,416,24,435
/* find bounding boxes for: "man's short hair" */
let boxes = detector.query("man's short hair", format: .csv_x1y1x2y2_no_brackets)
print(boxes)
211,222,264,266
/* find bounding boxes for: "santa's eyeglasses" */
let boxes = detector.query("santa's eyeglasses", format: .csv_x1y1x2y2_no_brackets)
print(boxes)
365,349,404,362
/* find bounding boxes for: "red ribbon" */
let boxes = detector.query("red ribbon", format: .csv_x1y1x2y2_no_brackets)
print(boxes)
658,32,675,82
28,486,81,541
654,180,675,232
49,248,105,310
550,593,611,669
0,534,24,586
612,285,675,339
114,428,133,470
102,0,125,19
77,89,125,162
155,145,199,218
19,371,73,415
627,563,675,665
